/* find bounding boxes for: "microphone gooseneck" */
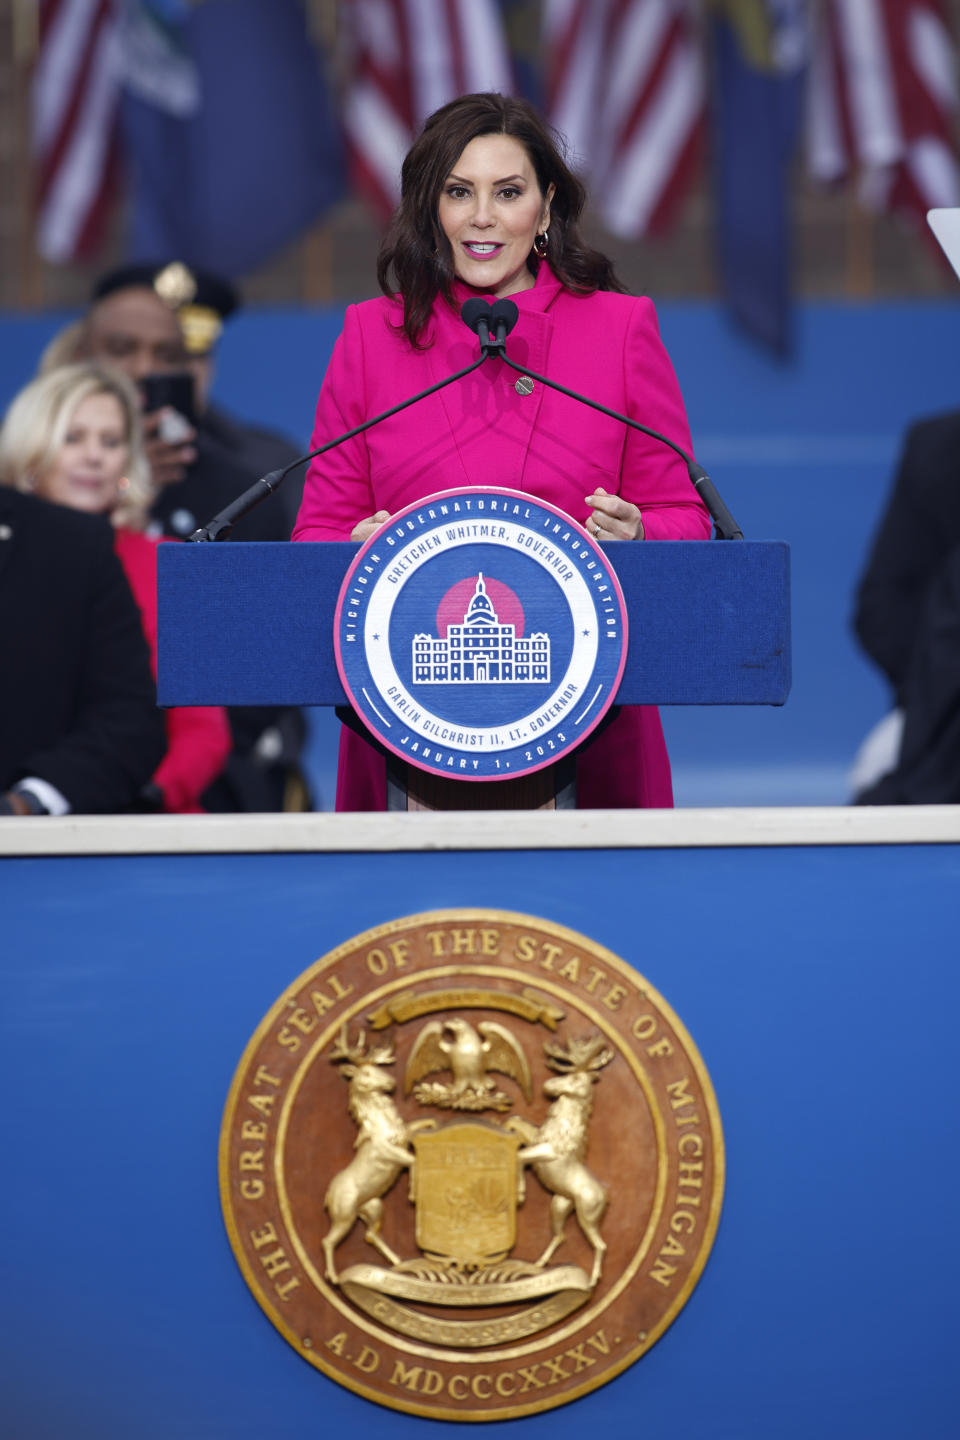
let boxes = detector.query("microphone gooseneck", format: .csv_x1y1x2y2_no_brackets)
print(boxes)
478,296,743,540
187,316,490,541
496,344,744,540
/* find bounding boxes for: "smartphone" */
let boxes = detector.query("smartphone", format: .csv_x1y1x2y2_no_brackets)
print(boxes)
141,372,197,426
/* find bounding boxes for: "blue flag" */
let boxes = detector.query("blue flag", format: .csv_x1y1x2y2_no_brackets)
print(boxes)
121,0,344,276
711,2,807,356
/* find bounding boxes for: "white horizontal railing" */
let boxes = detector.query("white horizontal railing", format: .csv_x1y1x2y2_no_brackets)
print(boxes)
1,806,958,856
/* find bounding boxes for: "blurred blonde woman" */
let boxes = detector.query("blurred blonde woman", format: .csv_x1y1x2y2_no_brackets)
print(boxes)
0,363,230,812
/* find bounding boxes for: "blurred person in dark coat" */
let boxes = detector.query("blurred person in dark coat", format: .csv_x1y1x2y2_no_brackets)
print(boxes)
853,410,960,803
0,486,164,816
1,362,232,813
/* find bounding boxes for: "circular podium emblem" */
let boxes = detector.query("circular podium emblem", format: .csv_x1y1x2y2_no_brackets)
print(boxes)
220,911,724,1421
333,488,628,780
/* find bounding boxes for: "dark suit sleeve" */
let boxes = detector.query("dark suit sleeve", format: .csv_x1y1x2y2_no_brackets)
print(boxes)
21,526,166,813
857,542,960,804
854,417,958,698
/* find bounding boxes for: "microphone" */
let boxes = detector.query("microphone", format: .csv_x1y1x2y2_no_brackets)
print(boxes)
460,296,520,358
460,295,503,357
490,297,519,346
480,297,743,540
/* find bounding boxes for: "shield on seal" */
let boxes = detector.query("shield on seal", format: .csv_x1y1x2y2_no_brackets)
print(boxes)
413,1122,521,1263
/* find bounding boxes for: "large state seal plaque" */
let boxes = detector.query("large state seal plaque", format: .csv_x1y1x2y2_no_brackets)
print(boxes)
219,912,724,1421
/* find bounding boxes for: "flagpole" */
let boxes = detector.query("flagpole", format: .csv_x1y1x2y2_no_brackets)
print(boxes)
845,177,875,299
12,0,44,308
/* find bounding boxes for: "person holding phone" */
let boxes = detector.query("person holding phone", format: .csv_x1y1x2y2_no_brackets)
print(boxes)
70,265,290,544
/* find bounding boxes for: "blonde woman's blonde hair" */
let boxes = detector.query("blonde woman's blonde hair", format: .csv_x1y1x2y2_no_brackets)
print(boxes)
37,319,84,373
0,362,154,529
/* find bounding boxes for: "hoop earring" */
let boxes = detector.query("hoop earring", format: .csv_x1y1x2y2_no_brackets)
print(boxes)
534,229,549,258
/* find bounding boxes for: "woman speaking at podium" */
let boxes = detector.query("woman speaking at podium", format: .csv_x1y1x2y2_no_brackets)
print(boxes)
294,92,709,810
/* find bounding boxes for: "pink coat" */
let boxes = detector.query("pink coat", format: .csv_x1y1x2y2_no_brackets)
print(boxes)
294,265,710,810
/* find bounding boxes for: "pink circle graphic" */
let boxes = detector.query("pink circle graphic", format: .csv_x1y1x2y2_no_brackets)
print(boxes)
435,575,525,638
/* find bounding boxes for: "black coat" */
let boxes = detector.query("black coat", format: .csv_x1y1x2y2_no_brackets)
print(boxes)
855,410,960,698
201,403,305,527
0,490,166,812
854,411,960,804
148,429,293,542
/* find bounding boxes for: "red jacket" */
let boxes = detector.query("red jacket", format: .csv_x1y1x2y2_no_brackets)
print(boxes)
114,528,231,813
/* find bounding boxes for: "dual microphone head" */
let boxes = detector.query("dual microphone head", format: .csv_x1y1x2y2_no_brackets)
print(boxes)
460,297,520,357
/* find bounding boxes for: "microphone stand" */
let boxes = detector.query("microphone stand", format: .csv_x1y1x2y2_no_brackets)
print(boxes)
186,353,487,542
484,313,744,541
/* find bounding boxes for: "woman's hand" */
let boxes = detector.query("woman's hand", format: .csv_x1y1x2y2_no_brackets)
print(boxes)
350,510,391,542
585,486,644,541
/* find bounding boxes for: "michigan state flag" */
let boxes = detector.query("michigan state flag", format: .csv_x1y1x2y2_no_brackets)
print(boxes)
711,1,808,356
122,0,344,276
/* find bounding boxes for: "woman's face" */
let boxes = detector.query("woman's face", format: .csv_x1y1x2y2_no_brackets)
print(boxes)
437,133,553,299
36,392,129,516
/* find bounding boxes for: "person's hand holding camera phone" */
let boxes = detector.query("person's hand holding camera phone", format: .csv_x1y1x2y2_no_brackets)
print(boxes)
141,373,198,488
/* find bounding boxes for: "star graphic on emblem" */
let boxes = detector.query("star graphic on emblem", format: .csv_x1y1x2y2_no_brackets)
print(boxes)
582,628,591,637
372,633,380,641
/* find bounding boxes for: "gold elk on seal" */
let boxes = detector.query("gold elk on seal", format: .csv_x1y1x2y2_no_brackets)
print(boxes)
219,911,725,1421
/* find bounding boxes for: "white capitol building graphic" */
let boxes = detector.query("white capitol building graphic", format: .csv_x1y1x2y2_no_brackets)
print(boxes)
412,573,551,685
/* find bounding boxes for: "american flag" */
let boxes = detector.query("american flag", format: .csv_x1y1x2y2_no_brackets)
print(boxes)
807,0,960,226
543,0,705,238
32,0,124,263
340,0,514,222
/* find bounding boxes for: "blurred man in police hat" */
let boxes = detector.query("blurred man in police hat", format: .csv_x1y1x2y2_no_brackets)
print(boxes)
75,261,292,543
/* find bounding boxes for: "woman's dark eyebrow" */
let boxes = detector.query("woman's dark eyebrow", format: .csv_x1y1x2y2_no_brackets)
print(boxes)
445,173,526,186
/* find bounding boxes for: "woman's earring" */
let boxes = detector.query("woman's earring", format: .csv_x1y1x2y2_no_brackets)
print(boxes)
117,475,131,493
534,228,549,258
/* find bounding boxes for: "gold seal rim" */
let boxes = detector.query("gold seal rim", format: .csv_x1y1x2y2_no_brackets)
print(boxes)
218,908,725,1422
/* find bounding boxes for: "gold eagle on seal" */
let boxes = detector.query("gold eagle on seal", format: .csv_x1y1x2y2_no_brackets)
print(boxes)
404,1018,532,1111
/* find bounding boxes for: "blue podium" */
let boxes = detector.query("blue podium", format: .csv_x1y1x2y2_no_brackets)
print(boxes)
156,540,791,710
156,537,790,808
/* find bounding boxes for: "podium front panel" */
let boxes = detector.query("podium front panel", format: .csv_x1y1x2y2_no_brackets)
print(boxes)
157,540,790,708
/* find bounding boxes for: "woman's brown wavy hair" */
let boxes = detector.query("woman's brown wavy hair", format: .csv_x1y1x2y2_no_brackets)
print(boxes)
377,92,627,348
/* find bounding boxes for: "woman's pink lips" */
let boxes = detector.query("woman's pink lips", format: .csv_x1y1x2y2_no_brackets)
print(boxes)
463,242,504,259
